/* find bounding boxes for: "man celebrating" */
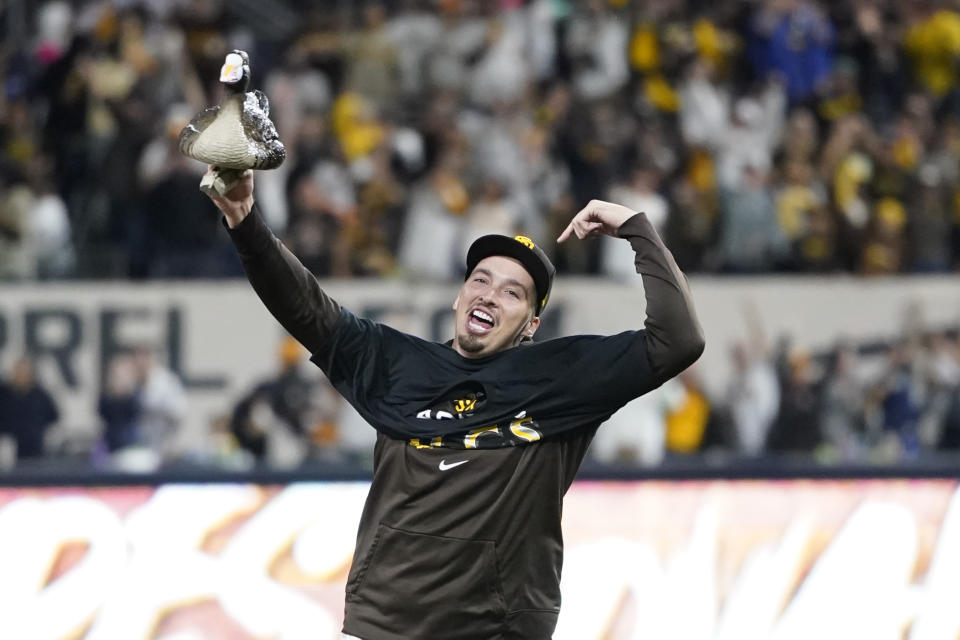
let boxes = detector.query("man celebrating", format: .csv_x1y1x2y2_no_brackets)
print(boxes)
208,170,703,639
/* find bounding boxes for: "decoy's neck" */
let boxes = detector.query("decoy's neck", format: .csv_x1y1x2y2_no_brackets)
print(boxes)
223,73,250,95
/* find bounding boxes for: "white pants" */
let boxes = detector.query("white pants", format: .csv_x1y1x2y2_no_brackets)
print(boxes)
341,635,362,640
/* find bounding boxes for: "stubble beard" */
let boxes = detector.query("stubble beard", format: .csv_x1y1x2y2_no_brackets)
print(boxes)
456,333,485,354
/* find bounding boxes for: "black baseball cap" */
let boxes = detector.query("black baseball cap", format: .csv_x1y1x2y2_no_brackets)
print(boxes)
465,234,556,315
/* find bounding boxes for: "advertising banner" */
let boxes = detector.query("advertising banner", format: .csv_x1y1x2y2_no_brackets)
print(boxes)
1,478,958,639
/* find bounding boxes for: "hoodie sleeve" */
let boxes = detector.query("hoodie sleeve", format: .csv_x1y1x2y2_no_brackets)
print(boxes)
617,212,705,383
225,203,341,354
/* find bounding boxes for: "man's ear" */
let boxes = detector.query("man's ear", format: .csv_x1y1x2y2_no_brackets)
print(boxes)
452,293,461,312
525,316,541,338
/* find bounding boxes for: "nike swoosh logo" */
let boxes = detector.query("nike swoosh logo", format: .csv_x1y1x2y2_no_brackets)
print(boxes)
438,459,469,471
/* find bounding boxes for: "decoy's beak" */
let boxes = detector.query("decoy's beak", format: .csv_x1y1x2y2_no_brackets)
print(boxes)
220,62,241,84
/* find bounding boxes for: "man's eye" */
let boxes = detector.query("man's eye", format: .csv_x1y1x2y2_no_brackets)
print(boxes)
507,290,519,299
474,277,487,284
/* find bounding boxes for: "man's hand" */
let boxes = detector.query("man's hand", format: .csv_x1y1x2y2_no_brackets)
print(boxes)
557,199,637,242
206,167,254,228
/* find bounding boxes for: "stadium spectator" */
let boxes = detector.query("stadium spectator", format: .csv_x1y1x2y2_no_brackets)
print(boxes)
868,341,925,459
342,3,401,111
589,381,682,467
601,161,669,280
396,142,470,279
0,166,35,280
97,352,143,454
0,356,60,460
907,163,953,272
457,176,528,265
130,345,186,461
664,368,713,456
724,304,781,456
229,336,343,466
767,345,824,454
941,393,960,450
747,0,835,104
465,5,531,108
139,150,240,278
819,342,869,461
902,1,960,105
286,107,358,277
426,1,489,94
714,160,789,272
858,197,907,275
29,161,75,279
920,330,960,447
842,0,907,126
384,0,443,100
662,171,716,273
680,65,787,191
774,158,838,271
347,139,409,275
565,0,630,100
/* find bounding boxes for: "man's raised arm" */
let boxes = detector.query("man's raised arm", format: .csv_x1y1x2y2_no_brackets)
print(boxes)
558,199,705,384
206,169,341,354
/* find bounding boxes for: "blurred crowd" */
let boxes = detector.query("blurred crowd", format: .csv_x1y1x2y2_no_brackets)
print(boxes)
4,0,960,471
592,304,960,467
2,0,960,282
2,316,959,470
0,337,355,471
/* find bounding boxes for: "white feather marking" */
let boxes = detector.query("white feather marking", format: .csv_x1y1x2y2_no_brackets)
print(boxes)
187,100,256,169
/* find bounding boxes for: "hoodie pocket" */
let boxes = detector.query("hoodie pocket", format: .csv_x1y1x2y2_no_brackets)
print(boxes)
349,523,507,635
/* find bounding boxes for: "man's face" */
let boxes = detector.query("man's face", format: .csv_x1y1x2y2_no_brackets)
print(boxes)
452,255,540,358
10,358,34,390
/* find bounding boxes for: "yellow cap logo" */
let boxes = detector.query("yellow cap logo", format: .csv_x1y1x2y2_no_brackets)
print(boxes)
514,235,535,250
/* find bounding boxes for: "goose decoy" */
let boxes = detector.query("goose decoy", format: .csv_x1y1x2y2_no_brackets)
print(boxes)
179,49,286,195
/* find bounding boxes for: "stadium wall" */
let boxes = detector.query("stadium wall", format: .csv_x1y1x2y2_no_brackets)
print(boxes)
0,276,958,446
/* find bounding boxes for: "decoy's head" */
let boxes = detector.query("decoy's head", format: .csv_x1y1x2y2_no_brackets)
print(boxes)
219,50,250,92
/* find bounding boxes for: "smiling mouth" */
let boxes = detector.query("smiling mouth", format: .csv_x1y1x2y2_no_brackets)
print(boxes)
466,308,495,335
